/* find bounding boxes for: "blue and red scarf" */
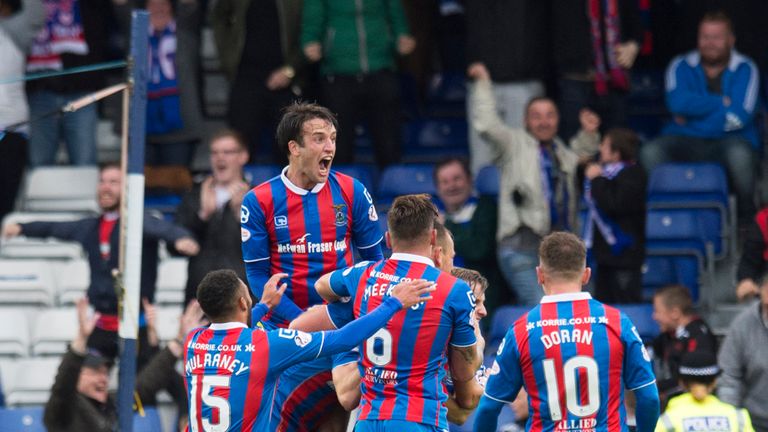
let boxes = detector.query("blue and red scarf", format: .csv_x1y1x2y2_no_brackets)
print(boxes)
587,0,629,95
146,21,182,135
27,0,89,72
583,162,633,255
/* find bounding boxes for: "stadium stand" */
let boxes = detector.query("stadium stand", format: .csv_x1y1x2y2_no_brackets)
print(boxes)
0,260,56,307
20,167,100,213
377,164,436,209
613,303,660,342
243,164,282,187
155,258,188,306
0,309,30,358
133,406,164,432
641,256,700,302
475,165,500,198
2,358,59,405
333,163,378,194
0,213,84,260
0,406,46,432
31,308,77,357
53,259,89,306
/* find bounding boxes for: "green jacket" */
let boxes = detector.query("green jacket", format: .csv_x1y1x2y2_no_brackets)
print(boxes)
211,0,305,82
301,0,410,75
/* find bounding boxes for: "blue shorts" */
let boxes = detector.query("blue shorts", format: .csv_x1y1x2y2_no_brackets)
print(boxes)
355,420,446,432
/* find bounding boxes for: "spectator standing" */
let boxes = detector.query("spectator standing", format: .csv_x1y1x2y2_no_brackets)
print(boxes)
651,285,718,407
0,0,45,222
465,0,548,174
434,157,507,315
211,0,303,164
26,0,114,167
551,0,643,141
583,128,647,303
657,352,755,432
735,206,768,301
718,276,768,432
468,64,599,305
176,129,250,306
141,0,203,167
1,162,199,363
639,12,758,219
301,0,415,168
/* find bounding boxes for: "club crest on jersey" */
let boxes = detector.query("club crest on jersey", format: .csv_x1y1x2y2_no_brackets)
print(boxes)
241,227,251,242
274,215,288,229
368,205,378,221
240,205,250,224
333,204,347,226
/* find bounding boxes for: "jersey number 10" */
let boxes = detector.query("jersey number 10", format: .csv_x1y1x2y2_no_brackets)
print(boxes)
542,355,600,421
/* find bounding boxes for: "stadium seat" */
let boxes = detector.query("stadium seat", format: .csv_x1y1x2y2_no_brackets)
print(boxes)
0,213,85,260
54,259,89,306
133,406,163,432
144,193,182,221
31,308,77,356
486,305,530,357
425,72,467,118
403,119,469,162
332,164,378,194
647,163,733,259
641,256,700,302
155,307,181,342
21,166,100,213
612,303,659,341
645,209,718,276
475,165,500,197
243,164,282,187
0,310,30,358
0,406,46,431
0,260,55,306
155,258,188,305
4,358,60,405
377,164,436,208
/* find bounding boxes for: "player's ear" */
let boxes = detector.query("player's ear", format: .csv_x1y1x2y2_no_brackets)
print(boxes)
581,267,591,286
288,139,301,156
536,266,545,285
429,229,436,247
385,231,392,249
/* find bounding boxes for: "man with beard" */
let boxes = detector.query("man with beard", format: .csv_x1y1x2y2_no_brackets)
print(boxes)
2,162,199,365
640,11,759,220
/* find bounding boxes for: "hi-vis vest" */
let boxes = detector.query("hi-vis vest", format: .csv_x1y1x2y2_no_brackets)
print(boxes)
655,394,754,432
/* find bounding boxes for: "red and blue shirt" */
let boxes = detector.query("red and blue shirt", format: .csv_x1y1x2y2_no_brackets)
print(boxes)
326,253,477,429
484,292,656,432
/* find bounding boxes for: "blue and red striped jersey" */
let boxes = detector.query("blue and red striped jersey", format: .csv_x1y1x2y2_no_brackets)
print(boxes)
270,351,360,432
485,292,656,432
241,168,382,323
183,323,328,432
326,253,477,429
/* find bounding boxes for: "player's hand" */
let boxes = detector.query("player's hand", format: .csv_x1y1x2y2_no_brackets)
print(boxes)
467,62,490,81
585,163,603,180
389,279,435,309
579,108,601,134
304,42,322,62
2,223,21,238
614,41,639,69
266,67,292,90
397,35,416,55
198,176,217,221
175,237,200,256
261,273,289,310
736,278,759,301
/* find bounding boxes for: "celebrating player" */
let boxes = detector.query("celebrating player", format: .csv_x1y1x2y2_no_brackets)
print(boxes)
184,269,434,431
474,232,660,432
315,194,482,431
240,102,383,326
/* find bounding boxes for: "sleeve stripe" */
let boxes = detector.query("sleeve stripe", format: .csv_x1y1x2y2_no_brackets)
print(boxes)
332,359,358,368
628,379,657,391
315,331,326,360
357,236,383,249
450,342,477,348
483,391,513,404
244,256,269,263
324,306,340,330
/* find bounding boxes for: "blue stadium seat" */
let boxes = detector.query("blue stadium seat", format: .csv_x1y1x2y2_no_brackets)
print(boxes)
486,305,530,357
0,406,46,432
645,208,720,268
425,72,467,118
144,193,182,221
377,164,436,206
333,164,378,194
647,163,732,259
243,164,282,187
612,303,659,342
641,256,700,302
475,165,500,197
133,407,163,432
403,119,469,162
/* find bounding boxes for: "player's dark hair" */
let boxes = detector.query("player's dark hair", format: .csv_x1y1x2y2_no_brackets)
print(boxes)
209,128,248,152
451,267,488,293
654,284,694,316
538,232,586,281
700,10,734,34
387,194,438,247
196,270,243,321
433,157,472,185
276,102,338,157
604,128,639,162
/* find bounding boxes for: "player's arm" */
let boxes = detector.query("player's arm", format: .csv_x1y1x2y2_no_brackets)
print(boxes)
250,273,289,324
447,281,482,389
315,271,343,302
475,329,525,431
331,351,362,411
289,304,337,331
446,378,484,424
350,181,384,261
622,317,661,432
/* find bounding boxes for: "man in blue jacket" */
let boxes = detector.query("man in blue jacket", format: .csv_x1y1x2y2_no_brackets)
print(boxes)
640,11,759,219
2,162,199,366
